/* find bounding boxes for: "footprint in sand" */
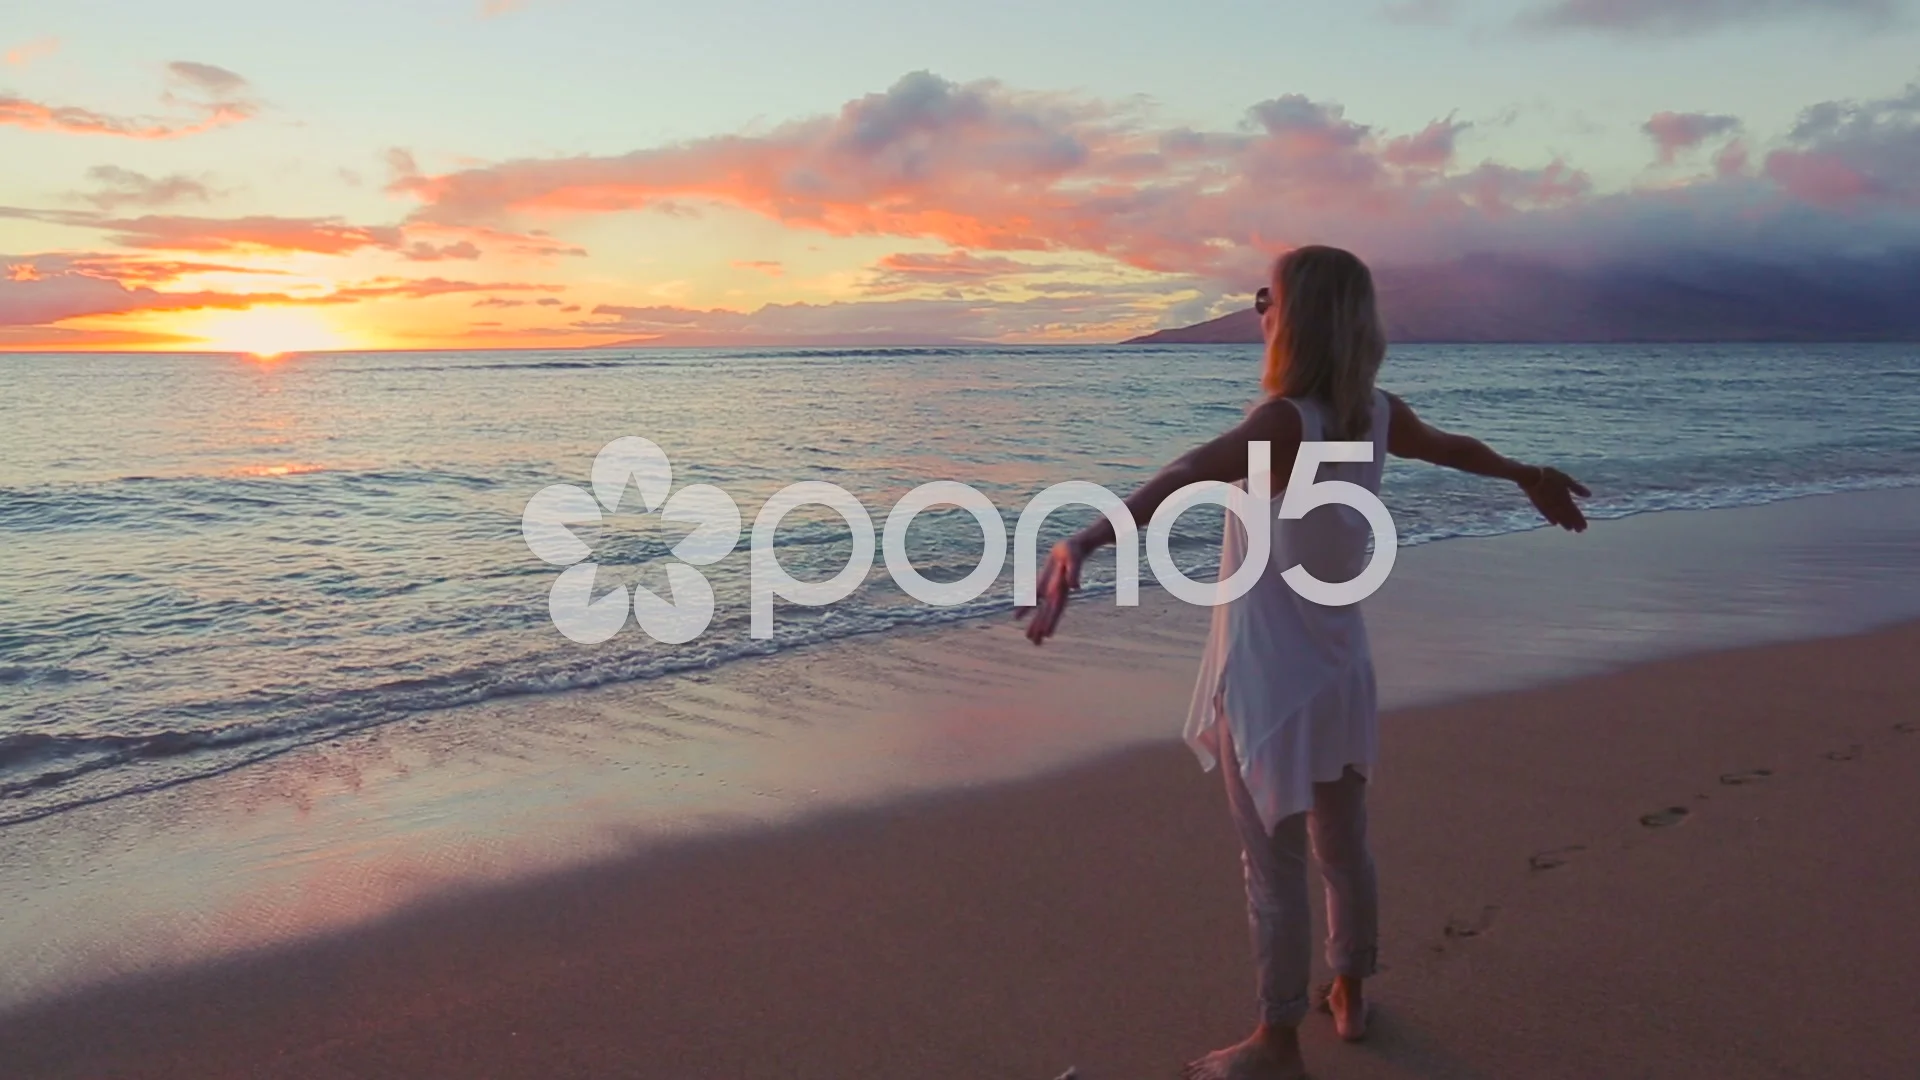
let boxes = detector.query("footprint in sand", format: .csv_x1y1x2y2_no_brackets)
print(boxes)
1640,806,1690,828
1823,744,1863,762
1528,844,1586,871
1444,905,1500,939
1719,768,1773,785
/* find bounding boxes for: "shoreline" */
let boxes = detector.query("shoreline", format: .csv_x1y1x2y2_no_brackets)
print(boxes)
5,619,1918,1078
10,469,1919,832
10,480,1920,817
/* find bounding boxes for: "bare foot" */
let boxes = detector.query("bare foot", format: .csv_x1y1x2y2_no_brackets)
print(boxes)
1327,976,1369,1043
1181,1024,1305,1080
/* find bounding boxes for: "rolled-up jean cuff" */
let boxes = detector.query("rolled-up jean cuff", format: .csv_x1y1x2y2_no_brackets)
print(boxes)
1261,993,1311,1028
1333,946,1379,978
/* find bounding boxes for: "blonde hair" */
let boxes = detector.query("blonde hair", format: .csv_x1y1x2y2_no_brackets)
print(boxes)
1262,245,1387,440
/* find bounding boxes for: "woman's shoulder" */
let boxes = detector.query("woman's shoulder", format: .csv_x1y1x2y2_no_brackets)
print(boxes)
1240,394,1307,438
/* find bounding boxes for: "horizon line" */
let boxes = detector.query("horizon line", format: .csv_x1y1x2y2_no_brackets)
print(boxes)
6,337,1920,358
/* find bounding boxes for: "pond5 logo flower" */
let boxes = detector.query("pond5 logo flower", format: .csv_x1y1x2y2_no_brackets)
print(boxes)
521,437,741,644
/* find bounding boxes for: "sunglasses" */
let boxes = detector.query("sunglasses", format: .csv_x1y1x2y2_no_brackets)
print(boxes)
1254,286,1273,315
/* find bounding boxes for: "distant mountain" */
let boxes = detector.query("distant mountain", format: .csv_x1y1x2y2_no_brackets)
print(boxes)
1124,253,1920,344
1126,309,1262,345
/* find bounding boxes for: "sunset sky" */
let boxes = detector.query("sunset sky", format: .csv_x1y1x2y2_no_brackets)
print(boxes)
3,0,1918,351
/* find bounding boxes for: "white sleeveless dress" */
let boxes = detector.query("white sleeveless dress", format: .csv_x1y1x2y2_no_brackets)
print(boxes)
1182,389,1388,834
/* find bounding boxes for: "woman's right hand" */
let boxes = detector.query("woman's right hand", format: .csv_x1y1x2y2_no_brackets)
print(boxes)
1520,466,1591,531
1014,539,1086,645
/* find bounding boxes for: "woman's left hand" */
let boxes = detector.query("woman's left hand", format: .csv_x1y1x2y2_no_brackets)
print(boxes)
1521,466,1591,531
1015,539,1085,645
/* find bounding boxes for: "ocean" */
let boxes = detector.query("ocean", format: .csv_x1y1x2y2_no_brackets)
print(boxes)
4,343,1918,827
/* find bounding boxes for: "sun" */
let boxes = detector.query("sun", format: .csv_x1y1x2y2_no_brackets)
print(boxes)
186,307,356,358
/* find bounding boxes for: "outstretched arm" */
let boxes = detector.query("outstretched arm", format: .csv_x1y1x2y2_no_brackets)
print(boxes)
1016,397,1304,644
1384,391,1589,532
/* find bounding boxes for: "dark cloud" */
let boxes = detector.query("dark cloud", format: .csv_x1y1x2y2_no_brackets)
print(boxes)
77,165,216,210
1516,0,1894,36
1764,81,1920,205
164,62,248,98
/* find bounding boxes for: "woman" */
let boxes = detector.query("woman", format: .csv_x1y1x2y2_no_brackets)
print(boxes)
1018,245,1589,1080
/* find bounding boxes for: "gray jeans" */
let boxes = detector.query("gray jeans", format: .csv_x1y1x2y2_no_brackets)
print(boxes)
1220,729,1379,1028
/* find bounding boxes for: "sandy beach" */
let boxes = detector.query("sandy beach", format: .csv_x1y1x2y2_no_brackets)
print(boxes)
5,607,1918,1077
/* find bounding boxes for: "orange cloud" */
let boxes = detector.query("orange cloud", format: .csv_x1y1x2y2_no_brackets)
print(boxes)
0,252,565,333
97,214,403,254
324,277,565,301
0,97,216,138
2,262,315,327
401,222,588,260
53,254,292,287
0,324,196,349
389,72,1603,278
3,207,588,261
0,60,255,138
859,250,1076,295
393,71,1920,278
873,251,1045,278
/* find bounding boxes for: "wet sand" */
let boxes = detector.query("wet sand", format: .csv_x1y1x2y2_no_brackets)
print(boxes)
5,619,1918,1079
